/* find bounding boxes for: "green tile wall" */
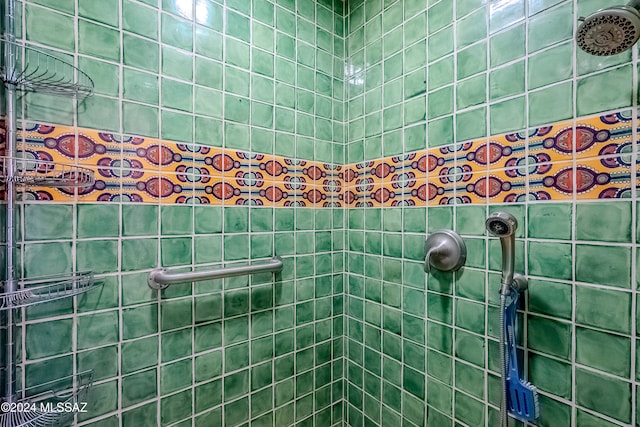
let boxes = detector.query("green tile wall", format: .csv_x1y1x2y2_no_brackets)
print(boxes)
344,0,639,426
6,0,640,426
19,204,346,427
8,0,348,425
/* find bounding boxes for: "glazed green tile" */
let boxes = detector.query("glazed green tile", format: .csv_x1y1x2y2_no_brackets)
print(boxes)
577,410,621,427
78,95,120,131
428,86,453,119
77,311,119,350
24,242,72,277
576,326,630,378
528,203,571,240
122,304,158,340
578,46,631,76
528,354,571,399
25,4,75,51
161,389,192,425
29,0,74,14
195,57,222,89
123,0,157,38
77,240,118,274
78,345,118,382
404,208,426,233
456,74,486,110
577,65,633,116
527,315,571,360
428,206,453,231
161,110,193,142
428,56,454,89
161,237,191,266
454,330,484,367
455,205,486,236
79,19,120,61
576,244,631,289
194,28,222,62
122,336,158,374
427,25,454,63
576,368,631,423
528,241,572,280
122,238,158,271
529,0,563,15
455,269,485,302
24,92,74,125
528,2,573,52
428,0,453,35
455,299,485,334
489,0,524,33
455,362,484,400
78,56,119,97
123,34,159,72
123,102,159,137
77,204,119,238
576,285,631,333
161,359,192,394
25,354,73,390
529,82,573,127
457,0,484,17
489,96,527,134
123,68,159,105
489,61,525,101
162,78,193,112
457,42,487,79
24,204,73,240
26,319,73,359
123,403,157,427
489,23,525,67
528,42,573,90
528,279,572,320
457,9,486,49
461,238,485,269
77,380,118,422
123,205,158,236
162,329,192,364
456,107,486,142
427,115,454,147
165,46,195,80
161,12,193,50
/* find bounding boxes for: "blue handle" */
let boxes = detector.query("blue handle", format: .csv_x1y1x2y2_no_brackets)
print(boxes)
504,290,520,380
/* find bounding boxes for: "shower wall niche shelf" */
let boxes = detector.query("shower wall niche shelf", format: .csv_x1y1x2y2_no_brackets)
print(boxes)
0,272,101,310
0,156,95,188
1,38,94,98
0,370,93,427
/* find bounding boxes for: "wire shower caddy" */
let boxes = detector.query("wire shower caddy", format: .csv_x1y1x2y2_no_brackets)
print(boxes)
1,1,100,425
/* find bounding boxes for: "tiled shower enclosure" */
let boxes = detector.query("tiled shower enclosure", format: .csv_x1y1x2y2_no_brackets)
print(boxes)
0,0,638,426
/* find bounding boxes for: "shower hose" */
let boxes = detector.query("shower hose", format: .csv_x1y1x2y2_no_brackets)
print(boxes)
499,291,509,427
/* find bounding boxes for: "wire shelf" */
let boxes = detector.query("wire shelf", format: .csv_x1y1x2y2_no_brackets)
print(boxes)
1,39,94,98
0,371,93,427
0,156,95,189
0,272,101,311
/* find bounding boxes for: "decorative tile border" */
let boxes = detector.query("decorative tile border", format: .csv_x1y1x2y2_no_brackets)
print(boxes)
5,110,634,206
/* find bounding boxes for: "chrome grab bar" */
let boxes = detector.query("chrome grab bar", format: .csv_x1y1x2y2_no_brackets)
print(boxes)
147,257,283,290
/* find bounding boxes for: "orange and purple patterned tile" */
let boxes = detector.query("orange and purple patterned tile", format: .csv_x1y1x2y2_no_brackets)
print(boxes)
260,181,295,207
120,135,165,173
528,119,573,164
486,169,527,203
193,174,224,205
18,124,118,171
486,133,527,171
456,138,489,172
454,170,487,205
427,171,455,206
576,157,632,200
321,175,343,207
527,161,574,201
575,111,632,159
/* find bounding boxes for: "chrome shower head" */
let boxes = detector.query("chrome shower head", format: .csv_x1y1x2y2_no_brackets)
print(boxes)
486,212,518,295
576,1,640,56
486,211,517,238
